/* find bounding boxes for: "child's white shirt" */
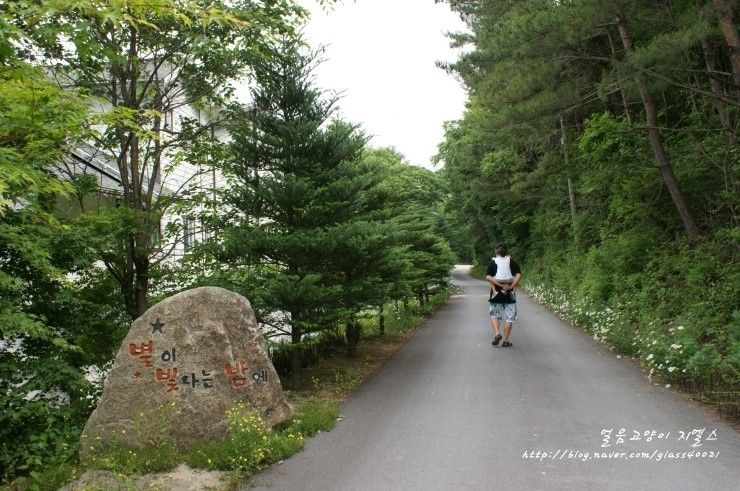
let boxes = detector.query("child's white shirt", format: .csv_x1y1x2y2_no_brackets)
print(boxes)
493,255,514,282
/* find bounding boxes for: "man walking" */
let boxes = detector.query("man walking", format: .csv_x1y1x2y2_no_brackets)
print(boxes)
486,243,521,347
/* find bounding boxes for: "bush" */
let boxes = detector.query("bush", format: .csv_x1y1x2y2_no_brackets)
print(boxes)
0,360,94,487
269,328,346,377
186,399,336,478
524,231,739,419
281,400,339,437
187,403,274,473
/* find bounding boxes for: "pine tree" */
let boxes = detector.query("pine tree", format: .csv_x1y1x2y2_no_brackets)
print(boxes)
223,46,370,384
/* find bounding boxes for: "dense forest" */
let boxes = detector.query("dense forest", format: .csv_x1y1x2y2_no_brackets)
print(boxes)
436,0,738,417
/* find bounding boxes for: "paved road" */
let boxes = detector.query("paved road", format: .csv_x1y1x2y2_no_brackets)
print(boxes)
248,266,739,490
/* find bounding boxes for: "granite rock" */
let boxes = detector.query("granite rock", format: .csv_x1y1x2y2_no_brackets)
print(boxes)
79,287,291,460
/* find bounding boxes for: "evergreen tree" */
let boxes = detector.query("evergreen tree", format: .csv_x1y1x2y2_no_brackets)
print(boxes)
363,148,455,308
222,46,370,383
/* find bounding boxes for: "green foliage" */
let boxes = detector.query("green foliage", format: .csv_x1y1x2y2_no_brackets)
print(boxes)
218,44,373,376
81,399,334,482
0,61,86,342
0,390,90,486
440,0,739,416
524,228,738,416
86,443,181,477
0,66,80,213
186,404,273,474
214,43,455,376
3,0,308,320
1,1,311,485
278,399,339,437
378,289,453,335
185,400,336,478
0,1,458,487
268,328,346,377
363,148,455,304
11,462,82,491
0,34,111,486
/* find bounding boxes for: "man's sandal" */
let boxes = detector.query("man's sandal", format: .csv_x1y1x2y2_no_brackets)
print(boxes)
492,334,503,346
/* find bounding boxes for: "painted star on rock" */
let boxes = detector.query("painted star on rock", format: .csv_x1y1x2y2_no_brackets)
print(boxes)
150,318,165,334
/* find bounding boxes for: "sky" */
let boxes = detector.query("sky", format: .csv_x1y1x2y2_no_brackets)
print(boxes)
296,0,469,170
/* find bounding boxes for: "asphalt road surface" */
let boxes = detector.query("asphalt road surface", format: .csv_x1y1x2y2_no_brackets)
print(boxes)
247,266,739,490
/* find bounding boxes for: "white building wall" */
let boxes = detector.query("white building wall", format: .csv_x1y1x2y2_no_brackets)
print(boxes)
68,62,231,261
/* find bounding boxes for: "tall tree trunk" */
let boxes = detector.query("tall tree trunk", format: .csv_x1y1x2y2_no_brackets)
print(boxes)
713,0,740,85
605,28,633,123
134,275,148,317
346,318,360,357
701,40,735,138
615,7,701,240
290,321,302,388
560,115,579,246
379,304,385,335
133,235,149,318
121,272,137,320
701,37,738,208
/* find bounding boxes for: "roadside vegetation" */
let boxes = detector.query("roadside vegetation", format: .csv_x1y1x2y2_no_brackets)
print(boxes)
437,0,739,420
6,292,449,490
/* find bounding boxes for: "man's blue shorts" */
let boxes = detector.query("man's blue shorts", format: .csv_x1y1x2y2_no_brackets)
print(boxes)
489,302,517,322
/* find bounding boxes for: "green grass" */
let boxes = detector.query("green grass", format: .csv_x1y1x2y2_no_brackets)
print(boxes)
279,399,339,437
3,463,84,491
5,399,340,491
360,288,452,336
8,291,452,490
86,442,181,475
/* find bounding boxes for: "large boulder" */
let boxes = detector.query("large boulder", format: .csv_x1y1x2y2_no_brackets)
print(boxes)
80,287,291,461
